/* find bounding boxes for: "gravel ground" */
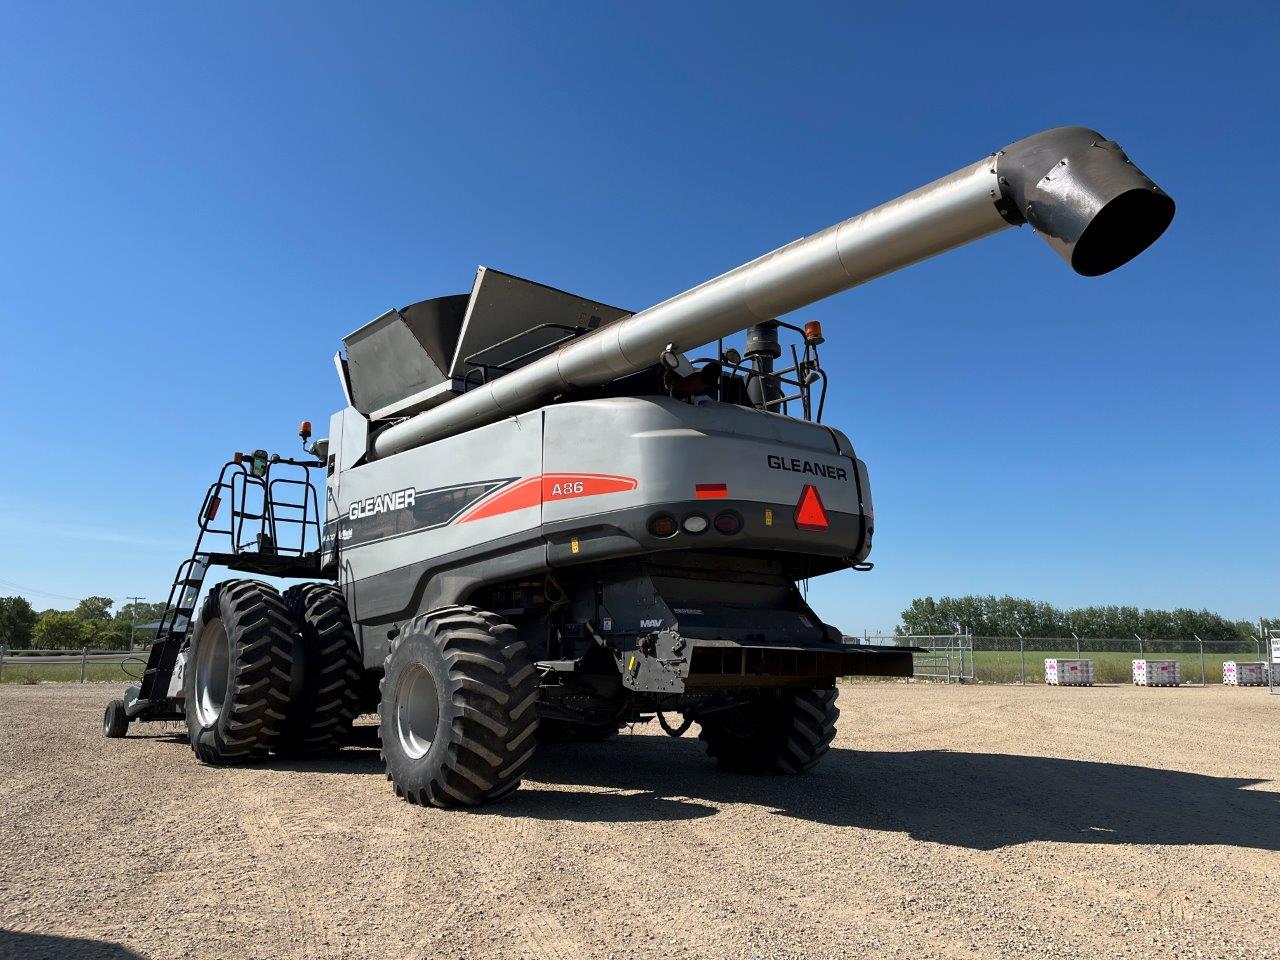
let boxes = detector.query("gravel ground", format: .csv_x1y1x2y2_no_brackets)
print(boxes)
1,682,1276,960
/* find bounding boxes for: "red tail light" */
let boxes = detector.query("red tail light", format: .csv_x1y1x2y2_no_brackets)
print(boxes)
794,484,828,531
713,510,743,534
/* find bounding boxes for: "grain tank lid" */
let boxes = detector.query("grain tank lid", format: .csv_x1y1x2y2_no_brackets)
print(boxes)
447,266,632,379
340,270,631,423
341,293,469,420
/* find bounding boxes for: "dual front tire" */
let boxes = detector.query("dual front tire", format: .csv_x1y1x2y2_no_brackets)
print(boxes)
183,579,361,764
183,586,541,808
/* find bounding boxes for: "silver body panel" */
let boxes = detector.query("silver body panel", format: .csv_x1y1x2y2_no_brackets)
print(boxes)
331,398,868,638
539,399,859,527
334,410,543,585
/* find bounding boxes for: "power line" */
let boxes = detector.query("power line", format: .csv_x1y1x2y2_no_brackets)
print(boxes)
0,578,81,602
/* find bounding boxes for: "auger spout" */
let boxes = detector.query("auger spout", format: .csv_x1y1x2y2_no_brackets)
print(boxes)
371,126,1173,458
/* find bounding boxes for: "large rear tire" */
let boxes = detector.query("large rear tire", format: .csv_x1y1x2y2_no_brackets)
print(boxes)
697,687,839,774
277,583,363,756
379,605,539,807
184,580,293,764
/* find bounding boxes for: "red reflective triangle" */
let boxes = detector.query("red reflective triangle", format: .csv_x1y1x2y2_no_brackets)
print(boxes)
794,484,828,531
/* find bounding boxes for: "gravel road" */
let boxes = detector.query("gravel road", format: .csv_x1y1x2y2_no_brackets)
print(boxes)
1,682,1276,960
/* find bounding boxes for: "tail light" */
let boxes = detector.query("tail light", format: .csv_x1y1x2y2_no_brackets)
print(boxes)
713,511,743,535
648,513,678,538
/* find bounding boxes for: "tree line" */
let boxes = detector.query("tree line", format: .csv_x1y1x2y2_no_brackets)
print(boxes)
898,595,1276,644
0,596,168,651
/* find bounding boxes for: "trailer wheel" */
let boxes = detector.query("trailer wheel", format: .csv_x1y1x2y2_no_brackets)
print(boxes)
697,687,839,774
103,699,128,738
184,580,293,765
277,583,363,756
379,605,539,807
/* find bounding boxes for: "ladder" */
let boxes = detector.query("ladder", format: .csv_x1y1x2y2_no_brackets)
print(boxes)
136,452,324,706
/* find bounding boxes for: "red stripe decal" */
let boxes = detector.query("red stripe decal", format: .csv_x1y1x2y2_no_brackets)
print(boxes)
457,473,637,524
695,483,728,499
456,477,542,524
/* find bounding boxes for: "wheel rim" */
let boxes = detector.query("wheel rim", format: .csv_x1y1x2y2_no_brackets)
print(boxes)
194,620,230,728
394,661,441,760
103,705,113,735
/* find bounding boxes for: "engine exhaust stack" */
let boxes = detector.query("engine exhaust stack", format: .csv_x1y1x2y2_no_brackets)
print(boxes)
371,126,1173,459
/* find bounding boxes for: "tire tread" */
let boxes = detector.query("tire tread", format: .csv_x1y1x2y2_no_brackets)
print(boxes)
186,579,295,765
381,605,539,808
698,687,839,774
277,583,363,757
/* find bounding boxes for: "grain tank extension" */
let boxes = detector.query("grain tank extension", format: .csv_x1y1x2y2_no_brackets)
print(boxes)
104,127,1174,806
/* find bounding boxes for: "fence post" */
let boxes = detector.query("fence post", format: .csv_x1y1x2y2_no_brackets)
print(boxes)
1134,633,1144,657
80,647,88,683
1072,632,1081,657
1194,634,1206,686
0,646,6,682
1017,633,1025,685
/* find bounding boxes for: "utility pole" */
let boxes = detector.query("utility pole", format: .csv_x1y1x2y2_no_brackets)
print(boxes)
126,596,145,650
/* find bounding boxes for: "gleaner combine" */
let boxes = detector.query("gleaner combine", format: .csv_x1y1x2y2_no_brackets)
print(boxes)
104,127,1174,806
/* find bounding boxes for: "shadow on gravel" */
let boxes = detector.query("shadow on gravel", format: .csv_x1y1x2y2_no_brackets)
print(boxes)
252,724,386,774
0,930,145,959
124,722,387,774
496,735,1280,851
263,747,385,775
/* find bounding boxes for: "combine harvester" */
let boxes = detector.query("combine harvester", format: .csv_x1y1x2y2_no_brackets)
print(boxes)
104,127,1174,806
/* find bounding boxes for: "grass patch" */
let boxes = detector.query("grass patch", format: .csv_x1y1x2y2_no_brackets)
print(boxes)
0,661,139,684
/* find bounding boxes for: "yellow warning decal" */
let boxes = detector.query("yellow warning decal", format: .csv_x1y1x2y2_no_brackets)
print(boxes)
570,536,580,554
764,508,773,527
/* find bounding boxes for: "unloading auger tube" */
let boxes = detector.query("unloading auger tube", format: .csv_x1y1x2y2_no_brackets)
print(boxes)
372,125,1174,459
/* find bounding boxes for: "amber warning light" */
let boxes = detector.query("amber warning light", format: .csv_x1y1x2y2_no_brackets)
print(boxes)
794,484,829,531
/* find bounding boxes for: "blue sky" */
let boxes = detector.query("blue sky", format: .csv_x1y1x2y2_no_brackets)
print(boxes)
1,3,1275,633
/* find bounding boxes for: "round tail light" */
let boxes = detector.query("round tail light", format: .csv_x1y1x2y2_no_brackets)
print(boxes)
713,510,743,534
648,513,678,538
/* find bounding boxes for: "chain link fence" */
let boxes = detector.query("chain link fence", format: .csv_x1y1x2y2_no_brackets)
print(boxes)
855,633,1270,685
